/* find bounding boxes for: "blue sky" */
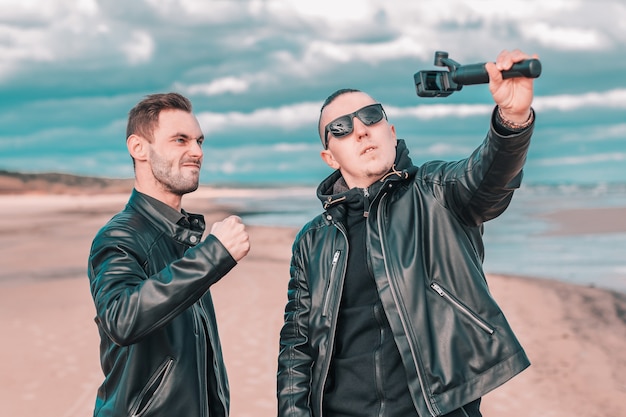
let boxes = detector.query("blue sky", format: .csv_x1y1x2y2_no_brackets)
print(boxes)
1,0,625,186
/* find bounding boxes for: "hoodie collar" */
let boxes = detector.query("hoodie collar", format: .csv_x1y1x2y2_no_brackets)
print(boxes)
317,139,416,211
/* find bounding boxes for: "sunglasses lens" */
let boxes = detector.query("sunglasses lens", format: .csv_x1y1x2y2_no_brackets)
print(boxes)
328,116,353,138
357,104,384,125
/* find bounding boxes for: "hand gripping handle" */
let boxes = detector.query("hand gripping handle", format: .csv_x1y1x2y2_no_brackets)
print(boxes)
451,59,542,85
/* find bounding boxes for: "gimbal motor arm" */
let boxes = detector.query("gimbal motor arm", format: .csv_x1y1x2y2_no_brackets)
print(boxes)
415,51,542,98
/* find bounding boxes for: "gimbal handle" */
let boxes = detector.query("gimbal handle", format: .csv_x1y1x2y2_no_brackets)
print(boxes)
435,51,542,85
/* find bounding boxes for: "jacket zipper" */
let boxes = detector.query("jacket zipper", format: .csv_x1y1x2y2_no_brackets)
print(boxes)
376,192,438,417
197,300,229,417
373,302,386,417
430,283,495,335
130,357,174,417
318,224,348,415
193,303,210,417
322,250,341,317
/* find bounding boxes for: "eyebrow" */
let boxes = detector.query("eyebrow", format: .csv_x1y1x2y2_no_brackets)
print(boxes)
171,132,204,141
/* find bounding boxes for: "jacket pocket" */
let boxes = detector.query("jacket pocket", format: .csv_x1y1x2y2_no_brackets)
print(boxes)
322,250,341,317
130,356,175,417
430,282,495,335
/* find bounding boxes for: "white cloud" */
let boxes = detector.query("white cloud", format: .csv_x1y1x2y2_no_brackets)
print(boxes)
602,123,626,138
390,88,626,120
268,35,431,81
264,0,380,25
177,77,250,96
143,0,247,23
273,143,314,152
534,88,626,111
414,0,579,21
0,0,108,79
196,102,320,135
537,152,626,166
120,31,155,65
303,36,430,65
388,104,493,120
0,25,55,63
523,23,609,50
0,0,98,20
553,122,626,146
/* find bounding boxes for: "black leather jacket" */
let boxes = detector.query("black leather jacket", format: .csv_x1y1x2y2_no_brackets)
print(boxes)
88,190,236,417
278,117,533,417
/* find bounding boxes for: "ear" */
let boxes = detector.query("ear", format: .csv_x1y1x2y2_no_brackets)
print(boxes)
320,149,340,170
127,134,149,162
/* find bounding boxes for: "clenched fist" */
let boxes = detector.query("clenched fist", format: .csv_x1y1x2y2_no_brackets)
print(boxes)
209,215,250,262
485,48,537,124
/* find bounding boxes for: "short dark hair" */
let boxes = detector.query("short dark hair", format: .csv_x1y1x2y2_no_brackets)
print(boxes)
126,92,193,141
320,88,362,112
317,88,362,146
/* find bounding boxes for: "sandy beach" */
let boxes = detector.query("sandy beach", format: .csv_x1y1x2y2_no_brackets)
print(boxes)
1,183,625,417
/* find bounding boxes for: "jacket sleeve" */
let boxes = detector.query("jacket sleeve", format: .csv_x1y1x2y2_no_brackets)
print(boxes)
423,107,534,226
277,236,314,417
88,227,237,346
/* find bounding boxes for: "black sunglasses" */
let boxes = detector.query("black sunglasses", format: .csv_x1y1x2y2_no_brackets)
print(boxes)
324,103,387,149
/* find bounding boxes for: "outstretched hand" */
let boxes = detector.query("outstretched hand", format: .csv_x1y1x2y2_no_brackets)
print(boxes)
210,215,250,262
485,49,538,124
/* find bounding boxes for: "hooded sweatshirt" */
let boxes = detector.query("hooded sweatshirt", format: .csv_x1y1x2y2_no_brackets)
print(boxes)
322,150,419,417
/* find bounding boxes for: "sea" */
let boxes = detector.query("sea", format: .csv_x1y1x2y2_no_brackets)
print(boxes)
208,183,626,294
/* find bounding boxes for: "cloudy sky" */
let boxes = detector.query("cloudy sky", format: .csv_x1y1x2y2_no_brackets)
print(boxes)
1,0,625,186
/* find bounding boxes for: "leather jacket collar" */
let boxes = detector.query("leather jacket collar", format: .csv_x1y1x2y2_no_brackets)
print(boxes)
317,139,417,212
128,189,206,246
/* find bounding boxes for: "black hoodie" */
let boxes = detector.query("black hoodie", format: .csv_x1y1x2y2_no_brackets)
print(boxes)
322,158,419,416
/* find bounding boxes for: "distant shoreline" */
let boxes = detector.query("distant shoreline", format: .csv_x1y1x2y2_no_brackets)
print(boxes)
0,170,134,195
0,170,319,195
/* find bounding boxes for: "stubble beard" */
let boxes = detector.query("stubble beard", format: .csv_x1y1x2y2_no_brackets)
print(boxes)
363,157,394,183
150,149,200,196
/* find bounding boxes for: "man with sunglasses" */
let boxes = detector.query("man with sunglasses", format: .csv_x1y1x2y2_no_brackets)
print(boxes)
278,49,536,417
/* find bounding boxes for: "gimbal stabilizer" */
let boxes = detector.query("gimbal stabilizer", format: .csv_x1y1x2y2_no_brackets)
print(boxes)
414,51,542,97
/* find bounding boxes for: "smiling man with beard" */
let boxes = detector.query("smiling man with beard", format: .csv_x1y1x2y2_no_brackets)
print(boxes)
88,92,250,417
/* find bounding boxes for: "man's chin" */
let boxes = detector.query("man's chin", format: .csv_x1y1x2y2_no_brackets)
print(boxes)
172,178,200,196
184,181,200,194
365,163,394,179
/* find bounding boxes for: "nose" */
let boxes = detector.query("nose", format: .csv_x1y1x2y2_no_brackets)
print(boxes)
351,116,369,140
189,140,203,157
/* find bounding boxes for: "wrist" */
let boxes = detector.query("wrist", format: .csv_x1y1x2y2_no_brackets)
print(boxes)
496,106,534,131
